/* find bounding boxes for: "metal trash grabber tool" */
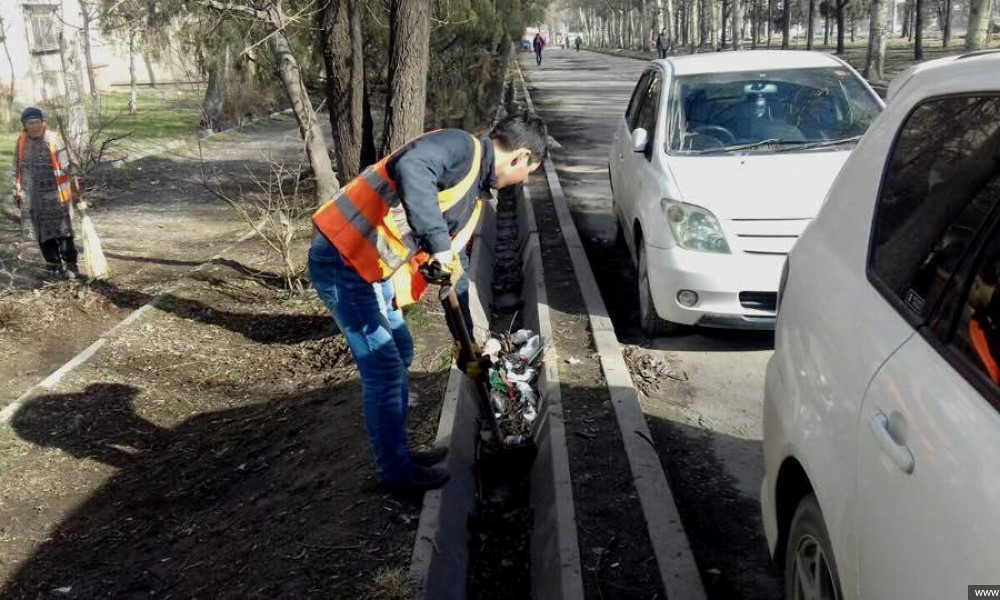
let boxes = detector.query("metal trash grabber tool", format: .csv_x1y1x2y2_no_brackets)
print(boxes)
418,260,506,448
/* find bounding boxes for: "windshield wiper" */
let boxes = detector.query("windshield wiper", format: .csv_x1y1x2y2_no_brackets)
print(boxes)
690,138,811,155
773,135,864,152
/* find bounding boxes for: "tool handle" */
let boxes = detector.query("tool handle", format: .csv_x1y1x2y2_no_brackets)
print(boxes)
418,259,452,286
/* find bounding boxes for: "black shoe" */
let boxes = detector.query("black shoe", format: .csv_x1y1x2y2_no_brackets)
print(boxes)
409,446,449,467
383,464,451,494
44,263,63,280
66,263,80,280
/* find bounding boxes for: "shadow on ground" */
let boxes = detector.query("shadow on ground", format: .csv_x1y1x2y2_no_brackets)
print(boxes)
88,271,331,346
3,376,434,598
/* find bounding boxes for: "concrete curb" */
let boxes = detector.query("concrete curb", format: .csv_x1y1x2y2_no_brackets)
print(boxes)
516,58,708,600
521,185,585,600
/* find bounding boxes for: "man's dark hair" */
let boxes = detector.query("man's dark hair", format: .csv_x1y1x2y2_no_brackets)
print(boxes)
490,112,549,164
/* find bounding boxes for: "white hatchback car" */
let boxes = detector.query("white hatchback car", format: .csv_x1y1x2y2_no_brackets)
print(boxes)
608,51,883,335
762,50,1000,599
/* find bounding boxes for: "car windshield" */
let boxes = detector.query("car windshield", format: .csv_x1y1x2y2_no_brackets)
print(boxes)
668,67,882,155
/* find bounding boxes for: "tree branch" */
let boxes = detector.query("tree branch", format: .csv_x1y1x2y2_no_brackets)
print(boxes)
196,0,269,20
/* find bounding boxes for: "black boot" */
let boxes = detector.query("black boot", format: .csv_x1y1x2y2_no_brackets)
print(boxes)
409,446,449,467
65,263,80,281
383,464,451,494
44,262,63,280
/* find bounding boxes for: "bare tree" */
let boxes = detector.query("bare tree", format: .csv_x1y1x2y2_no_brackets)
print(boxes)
732,0,743,48
199,0,339,204
0,15,15,128
806,0,817,48
914,0,924,59
319,0,365,182
865,0,889,81
966,0,992,50
782,0,791,47
381,0,430,155
200,143,312,294
835,0,850,53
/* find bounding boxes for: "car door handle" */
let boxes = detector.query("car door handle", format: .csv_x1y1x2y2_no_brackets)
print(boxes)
869,412,914,474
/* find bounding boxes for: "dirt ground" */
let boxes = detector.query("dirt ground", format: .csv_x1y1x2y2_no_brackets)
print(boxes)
0,113,460,597
0,115,310,409
0,227,453,598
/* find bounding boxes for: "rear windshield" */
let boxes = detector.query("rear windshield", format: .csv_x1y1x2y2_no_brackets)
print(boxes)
668,67,883,154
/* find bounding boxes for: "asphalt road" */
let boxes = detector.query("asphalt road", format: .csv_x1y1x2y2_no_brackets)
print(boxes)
521,48,784,598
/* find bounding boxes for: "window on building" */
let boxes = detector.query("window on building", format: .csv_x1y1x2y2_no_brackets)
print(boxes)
25,4,60,54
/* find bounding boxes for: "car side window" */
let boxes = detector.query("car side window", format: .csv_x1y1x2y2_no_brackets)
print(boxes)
625,72,652,131
948,233,1000,397
869,95,1000,322
634,74,662,137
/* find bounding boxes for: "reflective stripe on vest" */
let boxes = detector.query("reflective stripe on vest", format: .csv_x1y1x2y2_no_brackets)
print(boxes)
15,132,72,204
391,198,483,308
312,132,483,288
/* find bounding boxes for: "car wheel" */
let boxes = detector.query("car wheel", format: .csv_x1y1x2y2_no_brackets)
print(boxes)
784,493,843,600
638,244,682,336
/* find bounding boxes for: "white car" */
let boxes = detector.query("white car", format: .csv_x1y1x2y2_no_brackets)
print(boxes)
761,50,1000,599
608,51,883,335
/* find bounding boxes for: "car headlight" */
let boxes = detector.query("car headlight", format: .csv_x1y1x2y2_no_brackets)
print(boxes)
661,200,731,253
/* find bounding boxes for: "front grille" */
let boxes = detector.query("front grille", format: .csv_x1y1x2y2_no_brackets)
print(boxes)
740,291,778,313
729,219,810,255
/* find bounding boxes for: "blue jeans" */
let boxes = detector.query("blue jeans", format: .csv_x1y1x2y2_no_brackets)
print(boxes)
308,233,414,485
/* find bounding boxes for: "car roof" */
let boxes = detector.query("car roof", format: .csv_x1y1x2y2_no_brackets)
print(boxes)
657,50,844,76
887,50,1000,101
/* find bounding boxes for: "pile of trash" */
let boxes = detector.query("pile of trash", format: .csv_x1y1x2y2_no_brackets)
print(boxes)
482,328,543,446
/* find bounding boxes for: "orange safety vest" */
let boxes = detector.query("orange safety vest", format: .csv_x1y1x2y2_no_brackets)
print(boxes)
970,318,1000,385
312,133,484,308
14,131,73,206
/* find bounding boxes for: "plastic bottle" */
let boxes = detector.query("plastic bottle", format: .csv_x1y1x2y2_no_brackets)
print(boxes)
518,335,542,364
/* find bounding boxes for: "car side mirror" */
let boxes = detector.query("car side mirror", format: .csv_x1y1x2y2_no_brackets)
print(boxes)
632,127,650,153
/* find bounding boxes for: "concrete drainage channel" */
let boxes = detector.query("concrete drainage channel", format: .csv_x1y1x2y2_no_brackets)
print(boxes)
409,172,583,598
409,61,709,599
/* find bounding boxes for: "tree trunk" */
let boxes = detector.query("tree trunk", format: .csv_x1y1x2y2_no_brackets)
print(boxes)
58,29,89,146
942,0,952,46
143,54,157,89
690,0,699,50
0,15,15,128
701,0,712,47
766,0,773,47
202,48,228,131
807,0,817,48
865,0,889,81
128,31,138,115
914,0,924,59
79,5,99,124
266,3,338,203
722,0,729,47
381,0,431,155
966,0,991,50
782,0,792,47
360,79,376,170
836,0,847,53
850,3,857,41
319,0,364,183
824,9,831,45
733,0,744,48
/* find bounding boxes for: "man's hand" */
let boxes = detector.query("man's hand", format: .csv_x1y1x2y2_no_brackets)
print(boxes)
432,251,464,285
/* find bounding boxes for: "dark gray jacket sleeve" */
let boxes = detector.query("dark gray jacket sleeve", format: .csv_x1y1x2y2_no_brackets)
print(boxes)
393,132,473,255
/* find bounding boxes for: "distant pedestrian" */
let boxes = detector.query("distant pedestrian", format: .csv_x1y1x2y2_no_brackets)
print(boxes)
575,36,582,52
656,29,671,59
533,33,546,65
10,107,80,280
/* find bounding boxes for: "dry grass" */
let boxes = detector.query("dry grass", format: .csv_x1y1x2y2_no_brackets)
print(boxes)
0,298,24,332
364,567,415,600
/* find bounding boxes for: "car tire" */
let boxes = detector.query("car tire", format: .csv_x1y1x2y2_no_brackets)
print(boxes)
784,493,843,600
638,244,682,336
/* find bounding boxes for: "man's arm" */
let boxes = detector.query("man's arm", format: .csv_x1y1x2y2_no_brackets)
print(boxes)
393,132,474,256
